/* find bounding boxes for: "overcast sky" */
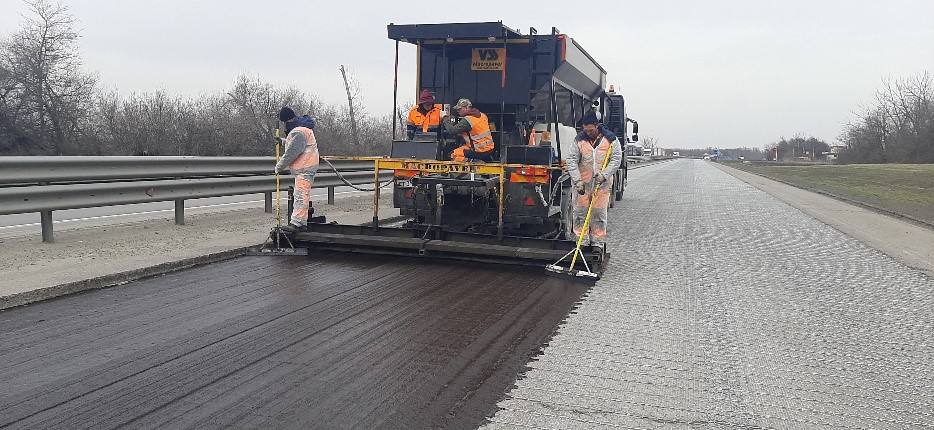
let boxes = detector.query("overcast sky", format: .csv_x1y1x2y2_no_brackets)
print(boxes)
2,0,932,149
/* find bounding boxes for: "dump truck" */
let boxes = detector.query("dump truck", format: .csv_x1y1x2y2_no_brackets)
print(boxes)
270,22,639,279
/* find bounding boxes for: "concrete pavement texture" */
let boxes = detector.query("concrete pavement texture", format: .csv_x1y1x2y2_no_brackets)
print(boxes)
485,159,934,429
0,192,394,309
716,162,934,278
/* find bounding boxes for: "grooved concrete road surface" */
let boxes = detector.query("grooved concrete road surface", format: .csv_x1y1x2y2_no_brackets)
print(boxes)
485,159,934,429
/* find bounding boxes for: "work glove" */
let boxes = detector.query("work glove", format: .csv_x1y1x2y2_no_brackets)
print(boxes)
574,181,586,195
594,173,607,185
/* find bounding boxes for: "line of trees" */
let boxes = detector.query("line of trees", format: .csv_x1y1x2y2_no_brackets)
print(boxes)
668,147,766,160
0,0,394,157
764,136,830,161
837,72,934,164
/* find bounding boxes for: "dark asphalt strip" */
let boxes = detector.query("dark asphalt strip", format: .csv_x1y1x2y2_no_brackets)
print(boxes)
0,253,590,429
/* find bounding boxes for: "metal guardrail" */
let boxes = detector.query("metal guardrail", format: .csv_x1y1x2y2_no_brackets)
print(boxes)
0,156,388,243
0,156,373,184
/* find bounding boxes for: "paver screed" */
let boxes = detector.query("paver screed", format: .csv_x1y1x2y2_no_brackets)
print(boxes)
485,159,934,429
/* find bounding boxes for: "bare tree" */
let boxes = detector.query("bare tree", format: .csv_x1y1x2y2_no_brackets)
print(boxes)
1,0,95,154
840,72,933,163
395,102,411,140
339,65,361,149
877,73,933,162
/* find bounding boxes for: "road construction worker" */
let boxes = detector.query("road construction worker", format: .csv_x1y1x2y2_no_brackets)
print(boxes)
406,89,443,139
565,110,623,246
275,106,319,233
442,98,495,162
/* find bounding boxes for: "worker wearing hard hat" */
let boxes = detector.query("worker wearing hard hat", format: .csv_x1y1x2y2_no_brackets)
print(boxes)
565,110,623,246
442,98,495,162
406,89,443,139
275,106,319,233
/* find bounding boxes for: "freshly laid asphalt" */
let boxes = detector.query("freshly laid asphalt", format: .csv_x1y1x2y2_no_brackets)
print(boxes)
0,254,588,429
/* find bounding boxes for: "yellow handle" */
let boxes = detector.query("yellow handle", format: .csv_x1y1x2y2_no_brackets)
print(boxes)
274,127,282,227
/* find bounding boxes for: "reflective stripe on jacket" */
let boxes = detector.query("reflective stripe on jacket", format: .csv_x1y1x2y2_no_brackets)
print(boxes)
462,112,494,153
406,104,442,133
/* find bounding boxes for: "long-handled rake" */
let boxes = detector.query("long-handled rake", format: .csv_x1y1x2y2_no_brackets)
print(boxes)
545,135,613,282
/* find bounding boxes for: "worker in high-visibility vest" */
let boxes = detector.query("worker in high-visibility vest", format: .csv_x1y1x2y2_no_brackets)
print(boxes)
565,110,623,246
275,106,319,233
406,89,443,139
442,98,495,162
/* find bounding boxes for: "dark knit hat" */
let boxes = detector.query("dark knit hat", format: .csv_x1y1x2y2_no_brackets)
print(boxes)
418,89,436,105
581,110,599,125
278,106,296,122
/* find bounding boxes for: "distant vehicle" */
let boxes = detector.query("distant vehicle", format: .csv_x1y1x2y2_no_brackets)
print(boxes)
708,148,721,161
625,144,645,157
672,151,680,157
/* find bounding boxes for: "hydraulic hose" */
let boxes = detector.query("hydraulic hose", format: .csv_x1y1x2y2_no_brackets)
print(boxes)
548,173,570,207
321,157,394,192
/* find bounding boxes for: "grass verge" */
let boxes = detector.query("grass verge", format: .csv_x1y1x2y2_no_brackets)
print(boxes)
724,162,934,226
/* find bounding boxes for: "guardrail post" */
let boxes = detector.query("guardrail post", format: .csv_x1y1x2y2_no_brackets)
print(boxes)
264,192,273,213
327,186,335,205
175,199,185,225
40,210,54,243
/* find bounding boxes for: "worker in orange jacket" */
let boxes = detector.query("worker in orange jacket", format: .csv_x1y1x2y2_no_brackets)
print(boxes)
442,98,494,162
406,89,443,139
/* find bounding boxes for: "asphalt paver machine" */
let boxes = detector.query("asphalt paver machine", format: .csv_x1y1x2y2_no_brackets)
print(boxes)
275,22,638,279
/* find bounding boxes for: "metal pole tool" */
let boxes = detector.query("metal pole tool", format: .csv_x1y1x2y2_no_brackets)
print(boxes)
251,127,308,256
